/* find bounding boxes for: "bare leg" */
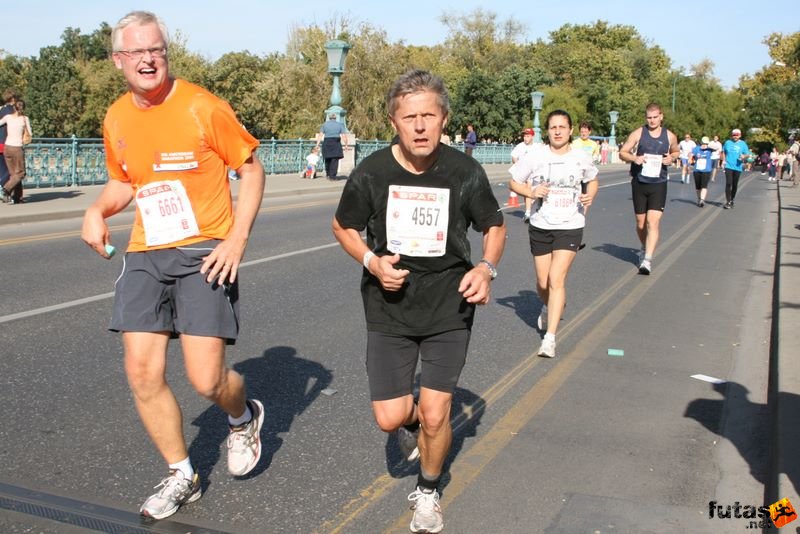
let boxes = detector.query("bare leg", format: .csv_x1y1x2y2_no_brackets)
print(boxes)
416,388,453,480
181,334,248,419
124,332,187,464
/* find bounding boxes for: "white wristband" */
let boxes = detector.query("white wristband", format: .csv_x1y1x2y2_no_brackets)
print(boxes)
362,251,376,269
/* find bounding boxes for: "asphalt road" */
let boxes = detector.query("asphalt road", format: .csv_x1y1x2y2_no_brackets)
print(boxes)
0,167,777,533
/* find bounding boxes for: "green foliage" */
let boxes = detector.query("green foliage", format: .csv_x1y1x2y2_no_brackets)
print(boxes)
25,46,85,137
0,10,792,148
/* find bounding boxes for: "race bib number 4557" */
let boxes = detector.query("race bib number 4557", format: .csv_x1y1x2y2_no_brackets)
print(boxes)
386,185,450,257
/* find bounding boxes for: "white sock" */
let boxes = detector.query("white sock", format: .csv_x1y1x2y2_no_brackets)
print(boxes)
544,333,555,342
169,457,194,480
228,403,253,427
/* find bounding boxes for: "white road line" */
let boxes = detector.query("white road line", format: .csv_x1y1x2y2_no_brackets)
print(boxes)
0,242,341,324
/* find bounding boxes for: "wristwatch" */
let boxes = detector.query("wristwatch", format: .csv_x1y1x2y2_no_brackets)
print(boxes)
479,259,497,280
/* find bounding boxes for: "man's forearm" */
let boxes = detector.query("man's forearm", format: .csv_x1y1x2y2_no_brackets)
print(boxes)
229,157,266,240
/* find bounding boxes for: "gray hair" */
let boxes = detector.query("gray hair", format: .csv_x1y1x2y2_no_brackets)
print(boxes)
386,69,449,117
112,11,170,52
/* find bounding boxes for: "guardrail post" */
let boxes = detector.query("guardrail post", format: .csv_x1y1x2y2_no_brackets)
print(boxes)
269,137,276,175
70,135,78,186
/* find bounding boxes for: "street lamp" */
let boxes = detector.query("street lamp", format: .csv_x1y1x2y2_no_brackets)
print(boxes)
531,91,544,143
324,39,352,130
608,110,619,147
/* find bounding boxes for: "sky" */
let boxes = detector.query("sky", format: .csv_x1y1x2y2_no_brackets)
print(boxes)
3,0,798,89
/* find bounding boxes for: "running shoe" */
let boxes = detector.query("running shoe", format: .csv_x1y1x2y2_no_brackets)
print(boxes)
522,212,531,223
397,426,420,462
537,306,548,331
139,470,201,520
723,202,731,209
697,200,704,207
538,337,556,358
227,399,265,476
638,259,651,275
408,488,444,533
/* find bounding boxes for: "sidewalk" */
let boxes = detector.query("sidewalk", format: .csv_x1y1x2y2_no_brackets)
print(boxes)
772,178,800,509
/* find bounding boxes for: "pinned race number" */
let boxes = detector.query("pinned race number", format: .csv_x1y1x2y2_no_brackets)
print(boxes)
385,185,450,257
135,180,200,247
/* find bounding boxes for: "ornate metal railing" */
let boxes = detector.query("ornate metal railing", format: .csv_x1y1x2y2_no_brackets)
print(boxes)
21,137,512,187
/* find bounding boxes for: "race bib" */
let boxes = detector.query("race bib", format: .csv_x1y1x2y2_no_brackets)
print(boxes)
642,153,663,178
541,186,579,225
695,158,709,171
135,180,200,247
386,185,450,257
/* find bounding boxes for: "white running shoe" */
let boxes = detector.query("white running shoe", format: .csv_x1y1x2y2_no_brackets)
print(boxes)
408,488,444,533
538,336,556,358
397,426,420,462
638,259,652,275
139,470,201,520
537,306,548,331
227,399,265,476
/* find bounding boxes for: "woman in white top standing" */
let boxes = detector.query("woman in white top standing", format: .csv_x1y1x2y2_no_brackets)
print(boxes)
508,110,599,358
0,99,32,204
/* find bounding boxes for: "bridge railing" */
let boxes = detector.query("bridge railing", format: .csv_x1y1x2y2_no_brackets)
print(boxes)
20,137,513,187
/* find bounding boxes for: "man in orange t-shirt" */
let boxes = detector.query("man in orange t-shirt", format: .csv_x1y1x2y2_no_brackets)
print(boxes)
81,10,266,520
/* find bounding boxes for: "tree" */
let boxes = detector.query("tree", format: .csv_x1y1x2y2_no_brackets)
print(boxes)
25,46,85,137
739,32,800,147
439,8,526,73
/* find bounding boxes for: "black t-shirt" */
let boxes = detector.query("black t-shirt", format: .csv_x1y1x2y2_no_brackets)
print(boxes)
335,144,503,335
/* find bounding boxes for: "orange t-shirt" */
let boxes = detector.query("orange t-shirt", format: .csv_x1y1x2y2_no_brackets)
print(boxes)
103,79,259,251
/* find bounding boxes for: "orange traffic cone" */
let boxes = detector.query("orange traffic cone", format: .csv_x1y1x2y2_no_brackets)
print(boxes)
506,191,520,208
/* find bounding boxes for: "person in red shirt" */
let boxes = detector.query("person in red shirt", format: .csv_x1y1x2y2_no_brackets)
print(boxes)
81,10,266,520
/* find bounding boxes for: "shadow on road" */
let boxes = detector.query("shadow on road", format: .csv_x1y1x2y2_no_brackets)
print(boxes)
496,289,540,330
383,386,486,496
684,381,779,489
591,242,640,266
23,190,85,202
188,345,332,490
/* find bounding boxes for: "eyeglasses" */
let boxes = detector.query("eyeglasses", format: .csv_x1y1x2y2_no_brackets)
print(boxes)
115,47,167,60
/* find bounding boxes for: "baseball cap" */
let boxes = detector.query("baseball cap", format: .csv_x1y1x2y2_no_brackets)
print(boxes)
731,128,742,136
522,128,535,136
701,136,710,144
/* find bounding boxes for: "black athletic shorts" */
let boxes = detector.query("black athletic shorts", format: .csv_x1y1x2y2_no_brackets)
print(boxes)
631,178,667,214
365,329,470,401
529,225,583,256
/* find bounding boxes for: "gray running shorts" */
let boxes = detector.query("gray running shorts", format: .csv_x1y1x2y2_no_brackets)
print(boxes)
366,329,470,401
110,239,240,343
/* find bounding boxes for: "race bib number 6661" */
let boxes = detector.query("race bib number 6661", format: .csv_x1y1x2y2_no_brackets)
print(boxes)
135,180,200,247
386,185,450,257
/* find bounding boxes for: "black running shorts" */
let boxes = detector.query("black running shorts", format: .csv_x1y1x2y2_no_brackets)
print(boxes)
365,329,470,401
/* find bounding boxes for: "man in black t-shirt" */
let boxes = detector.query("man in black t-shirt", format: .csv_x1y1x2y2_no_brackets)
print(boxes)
333,70,506,533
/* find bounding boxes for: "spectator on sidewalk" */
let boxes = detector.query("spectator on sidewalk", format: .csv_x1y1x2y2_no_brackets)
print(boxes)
464,123,477,157
319,113,348,180
0,98,32,204
0,89,16,202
